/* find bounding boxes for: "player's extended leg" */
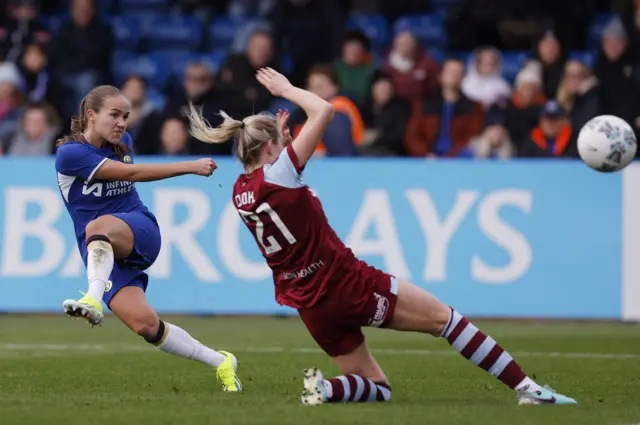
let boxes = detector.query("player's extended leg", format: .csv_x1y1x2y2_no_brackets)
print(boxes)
388,280,577,405
63,215,133,326
109,286,242,392
301,343,392,405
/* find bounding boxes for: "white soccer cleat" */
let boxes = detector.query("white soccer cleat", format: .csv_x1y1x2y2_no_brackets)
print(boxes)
301,368,327,405
63,293,104,327
517,385,578,405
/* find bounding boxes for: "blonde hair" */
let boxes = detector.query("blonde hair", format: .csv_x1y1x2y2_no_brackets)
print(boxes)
185,104,280,167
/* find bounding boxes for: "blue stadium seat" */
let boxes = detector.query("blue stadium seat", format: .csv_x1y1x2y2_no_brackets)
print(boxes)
393,14,448,49
150,50,194,77
196,50,227,74
145,15,203,50
569,51,596,68
209,16,259,49
587,13,616,50
146,87,167,111
112,51,170,89
41,14,67,32
346,14,390,49
431,0,456,13
110,16,143,50
501,51,532,82
428,48,445,64
120,0,169,12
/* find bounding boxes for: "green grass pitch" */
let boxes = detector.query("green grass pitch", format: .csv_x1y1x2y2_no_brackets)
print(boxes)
1,316,639,425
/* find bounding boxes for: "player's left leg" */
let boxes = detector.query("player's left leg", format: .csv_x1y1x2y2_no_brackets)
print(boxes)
302,341,392,405
388,280,577,405
109,286,242,392
298,307,391,405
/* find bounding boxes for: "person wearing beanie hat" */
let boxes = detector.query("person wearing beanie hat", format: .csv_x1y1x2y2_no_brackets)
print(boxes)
495,63,546,151
0,61,26,145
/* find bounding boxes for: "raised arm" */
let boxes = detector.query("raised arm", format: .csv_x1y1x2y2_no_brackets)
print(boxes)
256,68,334,168
94,158,216,182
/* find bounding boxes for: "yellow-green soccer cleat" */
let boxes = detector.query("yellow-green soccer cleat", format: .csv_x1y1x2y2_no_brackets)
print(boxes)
216,351,242,392
62,292,104,327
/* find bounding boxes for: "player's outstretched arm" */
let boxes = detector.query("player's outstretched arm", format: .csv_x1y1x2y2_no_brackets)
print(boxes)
94,158,216,182
256,68,334,168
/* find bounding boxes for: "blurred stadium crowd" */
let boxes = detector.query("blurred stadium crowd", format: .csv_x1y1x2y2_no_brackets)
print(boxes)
0,0,638,159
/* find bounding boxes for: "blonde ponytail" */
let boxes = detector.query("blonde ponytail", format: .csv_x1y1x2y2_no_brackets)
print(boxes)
186,103,281,167
186,103,244,144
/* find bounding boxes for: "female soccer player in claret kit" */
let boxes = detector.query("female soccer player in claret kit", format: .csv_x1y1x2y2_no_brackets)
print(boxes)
54,85,242,392
186,68,577,406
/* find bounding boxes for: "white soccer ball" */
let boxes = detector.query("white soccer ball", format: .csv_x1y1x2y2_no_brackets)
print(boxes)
577,115,637,172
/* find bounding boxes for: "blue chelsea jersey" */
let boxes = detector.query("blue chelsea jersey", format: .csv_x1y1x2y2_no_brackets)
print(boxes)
55,132,152,251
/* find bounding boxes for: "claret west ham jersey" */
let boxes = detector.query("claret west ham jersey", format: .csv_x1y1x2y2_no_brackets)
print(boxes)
232,145,377,309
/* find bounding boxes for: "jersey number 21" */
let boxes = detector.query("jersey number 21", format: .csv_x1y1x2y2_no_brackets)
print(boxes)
238,202,296,254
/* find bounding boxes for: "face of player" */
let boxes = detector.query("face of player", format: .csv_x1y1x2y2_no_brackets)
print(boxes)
88,94,131,145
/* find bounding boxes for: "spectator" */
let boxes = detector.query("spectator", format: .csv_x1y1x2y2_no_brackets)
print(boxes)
164,62,230,156
621,0,640,59
217,30,275,119
289,65,362,156
557,60,600,139
360,73,410,156
120,75,162,155
498,63,545,150
469,123,515,159
333,30,378,108
519,100,576,158
533,30,566,100
0,0,50,63
1,101,59,156
404,58,485,157
595,17,640,137
382,30,439,103
461,46,512,109
18,42,60,105
52,0,114,119
159,118,190,156
0,61,25,141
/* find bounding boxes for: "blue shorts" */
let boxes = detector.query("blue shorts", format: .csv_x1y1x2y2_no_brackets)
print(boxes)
83,211,162,309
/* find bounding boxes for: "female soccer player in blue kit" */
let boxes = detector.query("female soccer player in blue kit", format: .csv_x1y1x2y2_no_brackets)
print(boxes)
54,85,241,392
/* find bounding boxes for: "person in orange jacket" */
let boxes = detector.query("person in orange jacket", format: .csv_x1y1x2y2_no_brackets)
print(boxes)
288,64,363,156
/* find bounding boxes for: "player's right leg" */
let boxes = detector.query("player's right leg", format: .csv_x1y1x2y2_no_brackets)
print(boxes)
388,280,577,405
63,215,134,327
109,286,242,392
